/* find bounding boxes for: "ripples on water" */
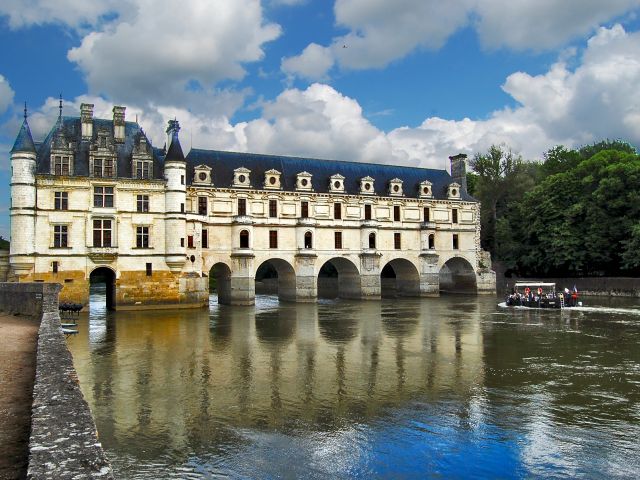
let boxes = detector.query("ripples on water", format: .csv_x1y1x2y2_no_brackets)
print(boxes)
67,291,640,479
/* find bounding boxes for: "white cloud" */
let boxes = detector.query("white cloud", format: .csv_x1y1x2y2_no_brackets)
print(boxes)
281,43,335,81
5,25,639,175
283,0,640,79
0,0,129,30
0,75,15,115
67,0,280,109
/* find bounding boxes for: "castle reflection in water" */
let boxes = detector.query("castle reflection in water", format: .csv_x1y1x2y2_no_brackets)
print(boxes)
68,294,485,451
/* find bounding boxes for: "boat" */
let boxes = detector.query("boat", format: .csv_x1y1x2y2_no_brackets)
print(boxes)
503,282,581,309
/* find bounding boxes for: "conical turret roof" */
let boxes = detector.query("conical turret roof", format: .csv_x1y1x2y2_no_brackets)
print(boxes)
165,130,185,162
11,117,36,154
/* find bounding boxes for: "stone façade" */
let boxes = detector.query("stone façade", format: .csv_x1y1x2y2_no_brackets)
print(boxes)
7,103,495,309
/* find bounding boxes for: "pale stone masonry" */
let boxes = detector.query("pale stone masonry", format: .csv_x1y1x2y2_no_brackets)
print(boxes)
8,103,495,309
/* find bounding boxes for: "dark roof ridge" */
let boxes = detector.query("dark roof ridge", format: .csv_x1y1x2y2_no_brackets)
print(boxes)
187,147,444,173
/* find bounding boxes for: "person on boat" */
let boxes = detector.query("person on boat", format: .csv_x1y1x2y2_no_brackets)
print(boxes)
571,286,578,307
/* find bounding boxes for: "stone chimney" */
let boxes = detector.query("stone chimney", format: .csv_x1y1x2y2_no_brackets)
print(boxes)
80,103,94,139
449,153,468,193
113,106,126,142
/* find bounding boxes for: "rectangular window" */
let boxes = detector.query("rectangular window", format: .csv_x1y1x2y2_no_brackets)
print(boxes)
136,226,149,248
136,194,149,212
364,204,372,220
452,208,458,224
53,225,68,248
52,261,58,273
187,235,194,248
238,198,247,216
424,207,430,222
198,197,208,216
269,199,277,218
334,203,342,220
453,234,459,250
53,156,70,175
180,238,184,247
334,231,343,249
202,229,208,249
93,186,114,208
394,205,401,222
394,232,401,250
136,161,151,179
54,191,68,210
104,158,114,177
301,201,309,218
181,175,185,185
92,219,112,247
180,203,184,213
269,230,278,249
146,263,152,276
93,158,103,177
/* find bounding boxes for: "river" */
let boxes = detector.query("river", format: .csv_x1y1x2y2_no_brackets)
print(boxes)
66,290,640,479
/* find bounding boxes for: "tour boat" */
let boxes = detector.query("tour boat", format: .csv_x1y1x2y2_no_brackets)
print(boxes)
502,282,581,309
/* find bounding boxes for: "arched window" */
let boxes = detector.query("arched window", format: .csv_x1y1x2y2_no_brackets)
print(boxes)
240,230,250,249
368,232,376,249
428,234,435,249
304,231,313,249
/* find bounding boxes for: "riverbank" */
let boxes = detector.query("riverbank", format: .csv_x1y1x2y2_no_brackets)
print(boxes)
0,313,39,480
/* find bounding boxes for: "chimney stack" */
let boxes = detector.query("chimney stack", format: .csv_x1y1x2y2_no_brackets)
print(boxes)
113,106,126,142
80,103,94,139
449,153,468,193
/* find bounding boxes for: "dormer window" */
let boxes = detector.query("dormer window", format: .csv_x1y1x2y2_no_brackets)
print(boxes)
132,132,153,179
360,176,375,195
50,128,74,176
389,178,403,196
296,171,313,191
448,182,461,200
193,164,212,185
233,167,251,188
419,180,433,198
264,169,281,189
52,155,71,176
90,128,116,178
329,174,345,193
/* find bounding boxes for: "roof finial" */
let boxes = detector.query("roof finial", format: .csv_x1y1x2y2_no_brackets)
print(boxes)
23,101,27,121
58,93,63,119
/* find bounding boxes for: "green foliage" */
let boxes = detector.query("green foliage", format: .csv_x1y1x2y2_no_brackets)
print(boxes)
504,143,640,276
0,236,9,249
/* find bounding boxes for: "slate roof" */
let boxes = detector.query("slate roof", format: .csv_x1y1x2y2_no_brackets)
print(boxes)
186,149,475,201
34,117,165,179
11,118,37,154
165,131,185,162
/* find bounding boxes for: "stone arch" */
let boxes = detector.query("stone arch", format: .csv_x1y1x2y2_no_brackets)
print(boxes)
317,257,361,299
239,229,250,249
304,231,313,249
439,256,477,293
209,262,232,305
380,258,421,297
255,258,297,302
89,266,116,310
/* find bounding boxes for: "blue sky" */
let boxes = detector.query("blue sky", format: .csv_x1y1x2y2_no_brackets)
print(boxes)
1,0,640,238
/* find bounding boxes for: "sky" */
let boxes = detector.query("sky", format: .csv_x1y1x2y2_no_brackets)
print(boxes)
1,0,640,239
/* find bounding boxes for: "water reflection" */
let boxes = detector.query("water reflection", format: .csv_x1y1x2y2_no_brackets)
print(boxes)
67,294,640,479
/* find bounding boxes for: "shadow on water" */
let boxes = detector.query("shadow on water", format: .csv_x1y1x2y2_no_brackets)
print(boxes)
65,294,640,479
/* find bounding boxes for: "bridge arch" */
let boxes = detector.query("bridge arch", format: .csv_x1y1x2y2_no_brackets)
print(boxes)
317,257,361,299
89,266,116,311
380,258,421,297
209,262,232,304
439,256,477,293
255,258,297,302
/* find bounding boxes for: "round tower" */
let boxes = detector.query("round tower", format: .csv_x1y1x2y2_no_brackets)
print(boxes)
163,120,187,271
9,106,37,278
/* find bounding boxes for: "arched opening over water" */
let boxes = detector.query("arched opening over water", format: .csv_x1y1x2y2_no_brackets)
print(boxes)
89,267,116,311
317,257,361,299
255,259,297,302
209,262,232,305
439,257,477,294
380,259,421,298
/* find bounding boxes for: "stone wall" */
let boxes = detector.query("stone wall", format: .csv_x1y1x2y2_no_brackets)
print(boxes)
0,283,114,479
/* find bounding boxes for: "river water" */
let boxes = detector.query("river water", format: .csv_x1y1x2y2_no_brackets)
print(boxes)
66,291,640,479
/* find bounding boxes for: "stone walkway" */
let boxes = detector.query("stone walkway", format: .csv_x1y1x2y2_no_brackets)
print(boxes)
0,313,39,480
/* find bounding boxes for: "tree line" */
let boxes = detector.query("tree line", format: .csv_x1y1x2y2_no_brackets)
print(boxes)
467,140,640,277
